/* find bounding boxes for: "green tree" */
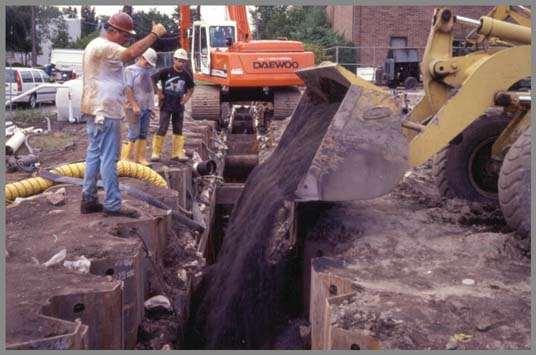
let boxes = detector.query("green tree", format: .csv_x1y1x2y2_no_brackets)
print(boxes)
122,5,133,16
36,6,68,44
81,5,97,37
51,18,70,48
70,30,100,49
62,6,78,19
6,6,32,54
6,6,69,64
250,6,356,68
250,6,289,40
131,8,177,40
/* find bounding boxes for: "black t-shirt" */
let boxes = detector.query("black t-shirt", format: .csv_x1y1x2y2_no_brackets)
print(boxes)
152,67,195,112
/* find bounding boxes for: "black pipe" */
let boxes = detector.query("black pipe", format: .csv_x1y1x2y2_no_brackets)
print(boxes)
193,160,217,176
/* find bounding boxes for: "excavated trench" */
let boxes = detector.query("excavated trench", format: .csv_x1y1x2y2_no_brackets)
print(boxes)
186,96,343,349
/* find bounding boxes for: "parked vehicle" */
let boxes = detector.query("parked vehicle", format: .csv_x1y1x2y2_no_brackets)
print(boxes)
356,67,376,82
378,47,421,89
5,67,57,108
49,49,84,82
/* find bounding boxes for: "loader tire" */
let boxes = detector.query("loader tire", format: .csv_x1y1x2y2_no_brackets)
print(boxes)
498,127,531,237
404,76,418,90
432,113,509,202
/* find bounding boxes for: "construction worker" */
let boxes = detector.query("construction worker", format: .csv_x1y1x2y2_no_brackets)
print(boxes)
80,12,167,218
121,47,158,165
150,48,195,162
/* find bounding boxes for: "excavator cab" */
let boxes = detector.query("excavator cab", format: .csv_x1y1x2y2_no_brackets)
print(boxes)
191,21,237,75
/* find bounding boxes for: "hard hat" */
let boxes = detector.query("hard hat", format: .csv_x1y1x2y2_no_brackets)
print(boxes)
142,48,157,67
107,12,136,35
173,48,188,61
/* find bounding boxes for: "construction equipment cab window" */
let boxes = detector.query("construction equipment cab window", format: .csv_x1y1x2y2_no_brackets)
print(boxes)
210,26,235,47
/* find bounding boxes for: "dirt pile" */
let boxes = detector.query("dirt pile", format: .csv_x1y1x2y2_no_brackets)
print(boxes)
188,96,341,349
304,162,530,350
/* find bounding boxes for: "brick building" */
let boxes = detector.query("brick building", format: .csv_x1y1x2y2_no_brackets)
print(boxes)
326,6,494,67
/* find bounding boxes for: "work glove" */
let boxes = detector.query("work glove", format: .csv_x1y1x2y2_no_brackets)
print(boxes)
95,113,105,125
151,22,167,38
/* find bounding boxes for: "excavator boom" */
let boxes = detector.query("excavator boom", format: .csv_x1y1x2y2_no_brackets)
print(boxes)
226,5,252,41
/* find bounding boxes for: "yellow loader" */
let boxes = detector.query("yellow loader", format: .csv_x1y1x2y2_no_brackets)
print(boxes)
291,5,531,236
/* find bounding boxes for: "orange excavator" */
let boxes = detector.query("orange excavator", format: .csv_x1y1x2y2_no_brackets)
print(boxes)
178,5,315,124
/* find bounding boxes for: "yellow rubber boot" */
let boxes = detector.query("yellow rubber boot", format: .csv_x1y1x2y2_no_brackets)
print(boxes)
150,134,165,162
120,140,134,161
135,139,150,166
171,134,187,161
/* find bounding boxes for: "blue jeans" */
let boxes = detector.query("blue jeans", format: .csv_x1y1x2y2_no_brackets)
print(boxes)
127,109,151,141
82,114,122,211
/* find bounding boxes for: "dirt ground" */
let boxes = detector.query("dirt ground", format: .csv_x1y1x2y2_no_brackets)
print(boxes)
5,88,530,349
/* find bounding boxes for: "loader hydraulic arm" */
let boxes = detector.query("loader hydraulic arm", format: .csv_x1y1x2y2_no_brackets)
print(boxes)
404,7,531,167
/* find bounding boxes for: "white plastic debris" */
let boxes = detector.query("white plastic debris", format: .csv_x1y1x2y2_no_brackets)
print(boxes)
144,295,172,311
177,269,188,283
63,256,91,274
462,278,475,286
43,249,67,267
192,151,203,164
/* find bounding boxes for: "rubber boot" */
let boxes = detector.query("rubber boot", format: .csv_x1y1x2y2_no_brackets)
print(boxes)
120,140,134,161
171,134,188,162
135,139,150,166
151,134,164,162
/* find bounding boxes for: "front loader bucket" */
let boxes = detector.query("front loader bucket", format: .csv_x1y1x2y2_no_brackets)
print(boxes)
293,62,409,201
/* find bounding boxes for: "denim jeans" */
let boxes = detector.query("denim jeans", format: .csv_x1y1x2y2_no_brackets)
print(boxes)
157,109,184,136
127,108,151,141
82,114,122,211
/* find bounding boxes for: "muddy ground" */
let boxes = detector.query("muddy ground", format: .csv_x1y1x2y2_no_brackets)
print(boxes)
6,90,531,349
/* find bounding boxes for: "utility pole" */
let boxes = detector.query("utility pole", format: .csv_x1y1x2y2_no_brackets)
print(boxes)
31,6,37,67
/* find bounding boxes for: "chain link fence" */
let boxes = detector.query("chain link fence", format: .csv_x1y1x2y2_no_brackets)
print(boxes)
323,45,470,75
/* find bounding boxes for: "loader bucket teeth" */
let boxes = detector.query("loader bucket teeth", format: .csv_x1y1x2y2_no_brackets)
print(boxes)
293,62,409,201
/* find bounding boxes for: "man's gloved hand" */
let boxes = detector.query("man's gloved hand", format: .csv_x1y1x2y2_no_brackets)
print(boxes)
151,22,167,38
95,113,105,125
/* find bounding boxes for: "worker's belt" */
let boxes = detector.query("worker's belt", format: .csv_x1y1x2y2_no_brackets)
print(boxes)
38,170,205,233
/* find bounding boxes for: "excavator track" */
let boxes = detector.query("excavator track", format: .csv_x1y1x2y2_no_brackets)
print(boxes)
272,87,302,120
191,84,221,121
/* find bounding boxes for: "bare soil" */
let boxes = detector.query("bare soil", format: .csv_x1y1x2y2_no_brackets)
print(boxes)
6,90,530,350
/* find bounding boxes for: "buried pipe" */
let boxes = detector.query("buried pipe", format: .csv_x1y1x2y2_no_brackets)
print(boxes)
193,159,217,177
5,160,168,202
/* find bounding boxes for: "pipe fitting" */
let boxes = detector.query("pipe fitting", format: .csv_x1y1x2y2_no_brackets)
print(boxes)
193,160,217,176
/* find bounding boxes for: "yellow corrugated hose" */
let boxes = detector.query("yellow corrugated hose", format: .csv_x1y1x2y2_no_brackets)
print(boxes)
5,160,168,202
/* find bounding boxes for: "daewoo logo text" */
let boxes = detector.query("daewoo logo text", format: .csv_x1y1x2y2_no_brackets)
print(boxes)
252,60,299,69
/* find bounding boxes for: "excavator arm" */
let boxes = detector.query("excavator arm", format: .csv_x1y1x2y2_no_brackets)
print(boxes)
226,5,251,41
178,5,192,52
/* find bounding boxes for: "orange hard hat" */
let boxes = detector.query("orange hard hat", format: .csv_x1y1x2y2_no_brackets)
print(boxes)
107,12,136,35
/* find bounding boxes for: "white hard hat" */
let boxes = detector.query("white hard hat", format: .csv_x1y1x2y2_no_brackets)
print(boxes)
142,48,157,67
173,48,188,61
